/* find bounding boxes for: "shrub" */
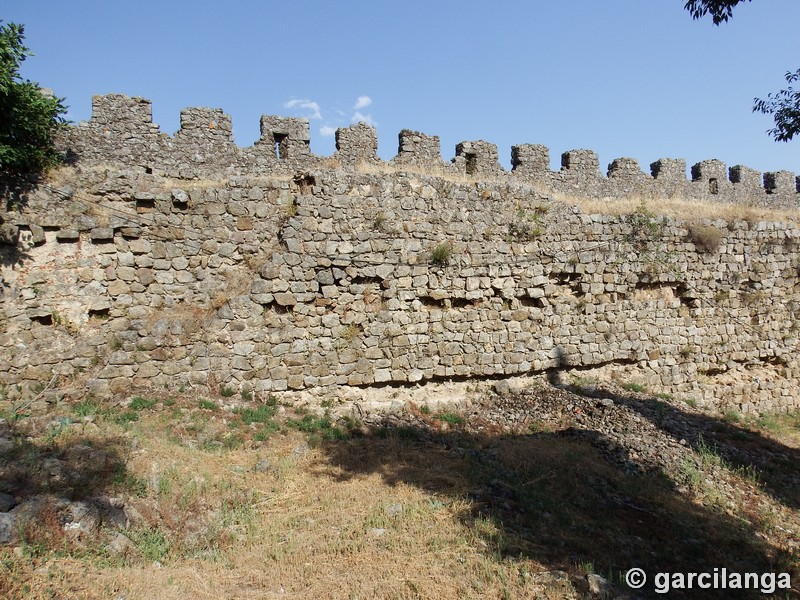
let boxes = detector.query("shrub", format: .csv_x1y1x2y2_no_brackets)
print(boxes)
507,207,544,241
287,414,347,442
625,202,664,250
339,324,360,342
372,211,388,231
73,399,101,417
688,224,723,253
235,404,276,425
128,527,170,562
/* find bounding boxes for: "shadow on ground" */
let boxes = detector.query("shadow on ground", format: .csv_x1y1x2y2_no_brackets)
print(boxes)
316,397,799,599
597,388,800,512
0,426,130,502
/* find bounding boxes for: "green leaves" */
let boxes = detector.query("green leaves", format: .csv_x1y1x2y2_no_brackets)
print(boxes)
682,4,799,143
0,21,67,187
683,0,751,25
753,69,800,142
0,21,28,92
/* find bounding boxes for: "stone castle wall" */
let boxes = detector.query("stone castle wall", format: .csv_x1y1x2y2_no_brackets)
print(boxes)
62,94,800,207
1,94,799,414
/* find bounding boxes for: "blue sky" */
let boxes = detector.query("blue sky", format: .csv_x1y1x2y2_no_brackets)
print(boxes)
5,0,799,175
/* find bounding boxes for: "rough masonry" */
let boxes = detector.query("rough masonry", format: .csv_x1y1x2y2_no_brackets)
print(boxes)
1,94,799,414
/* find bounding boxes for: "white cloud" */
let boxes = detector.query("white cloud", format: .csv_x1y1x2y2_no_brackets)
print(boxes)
351,111,376,127
320,125,337,137
354,95,372,110
283,98,322,120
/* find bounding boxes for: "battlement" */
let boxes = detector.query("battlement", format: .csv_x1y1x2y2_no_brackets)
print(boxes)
89,94,159,133
393,129,448,167
335,122,378,165
259,115,311,161
61,94,799,208
5,92,800,416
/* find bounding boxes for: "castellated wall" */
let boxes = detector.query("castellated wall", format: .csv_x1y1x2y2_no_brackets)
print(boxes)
1,94,799,415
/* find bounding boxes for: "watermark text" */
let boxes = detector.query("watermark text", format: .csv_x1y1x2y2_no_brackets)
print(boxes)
625,567,792,595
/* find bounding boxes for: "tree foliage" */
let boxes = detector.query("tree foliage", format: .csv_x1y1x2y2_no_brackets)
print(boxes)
684,0,751,24
0,21,67,188
752,69,800,142
684,1,798,142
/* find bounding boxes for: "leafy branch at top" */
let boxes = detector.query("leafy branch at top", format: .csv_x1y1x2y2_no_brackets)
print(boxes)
683,1,798,142
753,69,800,142
684,0,751,25
0,21,68,193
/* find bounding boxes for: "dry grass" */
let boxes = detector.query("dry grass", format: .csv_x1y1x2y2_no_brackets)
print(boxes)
352,162,800,226
562,193,800,225
46,158,800,232
355,160,483,187
687,223,724,253
209,267,257,312
1,389,799,599
45,164,295,197
0,395,556,599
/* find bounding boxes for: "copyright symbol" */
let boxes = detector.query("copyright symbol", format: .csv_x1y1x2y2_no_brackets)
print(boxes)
626,568,646,589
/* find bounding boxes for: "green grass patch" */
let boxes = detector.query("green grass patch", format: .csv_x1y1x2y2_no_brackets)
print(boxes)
111,467,148,498
433,412,465,425
254,421,281,441
287,414,347,442
721,407,742,424
73,399,101,417
128,527,170,562
113,411,139,425
235,404,276,425
756,413,782,432
755,410,800,435
129,396,157,411
198,399,219,411
621,382,646,393
201,432,244,452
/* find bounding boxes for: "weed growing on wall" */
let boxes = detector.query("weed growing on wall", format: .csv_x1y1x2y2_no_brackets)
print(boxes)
372,211,389,231
430,241,454,266
638,249,683,281
339,324,360,342
506,203,548,242
687,223,723,253
625,201,665,251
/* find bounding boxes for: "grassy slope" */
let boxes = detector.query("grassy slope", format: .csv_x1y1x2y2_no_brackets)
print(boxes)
0,388,798,599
